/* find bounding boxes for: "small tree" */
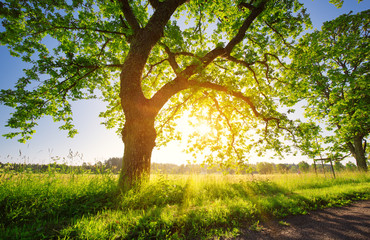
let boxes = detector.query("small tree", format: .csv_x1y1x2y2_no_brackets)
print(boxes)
289,164,298,174
298,161,309,173
334,161,345,172
276,163,289,174
256,162,274,174
345,162,357,171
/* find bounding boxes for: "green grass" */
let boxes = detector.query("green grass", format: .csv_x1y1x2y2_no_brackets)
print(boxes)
0,170,369,239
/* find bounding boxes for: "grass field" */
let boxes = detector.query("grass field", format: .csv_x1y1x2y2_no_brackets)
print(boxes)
0,168,369,240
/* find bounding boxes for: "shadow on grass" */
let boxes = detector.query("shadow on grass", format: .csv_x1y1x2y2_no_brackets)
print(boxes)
0,187,120,239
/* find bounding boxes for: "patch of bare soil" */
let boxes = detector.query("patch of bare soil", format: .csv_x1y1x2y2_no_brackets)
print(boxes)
230,200,370,240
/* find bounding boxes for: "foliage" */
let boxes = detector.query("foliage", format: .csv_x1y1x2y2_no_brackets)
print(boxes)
256,162,274,174
334,161,345,172
346,162,357,171
287,164,296,173
329,0,364,8
293,121,323,159
1,169,369,239
298,161,309,173
276,163,289,174
285,10,370,170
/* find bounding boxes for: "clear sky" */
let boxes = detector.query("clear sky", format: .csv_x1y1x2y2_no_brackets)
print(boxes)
0,0,369,166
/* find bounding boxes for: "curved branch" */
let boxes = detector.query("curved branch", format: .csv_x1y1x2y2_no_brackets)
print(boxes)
264,53,288,69
225,0,267,53
188,80,262,118
59,67,100,100
163,45,180,74
225,55,260,85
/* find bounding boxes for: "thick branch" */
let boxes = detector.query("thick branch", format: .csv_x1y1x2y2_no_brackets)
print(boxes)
117,0,141,32
149,0,267,116
145,0,188,35
120,0,188,108
225,0,267,53
148,0,160,9
163,45,180,74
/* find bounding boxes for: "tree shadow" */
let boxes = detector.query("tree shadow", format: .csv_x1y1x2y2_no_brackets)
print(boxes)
0,187,120,239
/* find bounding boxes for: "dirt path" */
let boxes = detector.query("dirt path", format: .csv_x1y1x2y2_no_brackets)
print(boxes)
232,200,370,240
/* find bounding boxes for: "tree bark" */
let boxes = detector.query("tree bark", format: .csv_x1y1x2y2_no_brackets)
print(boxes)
347,135,368,172
118,111,157,191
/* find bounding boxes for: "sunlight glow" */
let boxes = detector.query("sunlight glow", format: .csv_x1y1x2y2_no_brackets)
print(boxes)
176,113,214,138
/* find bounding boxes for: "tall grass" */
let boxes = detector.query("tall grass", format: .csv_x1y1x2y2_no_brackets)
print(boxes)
0,167,369,240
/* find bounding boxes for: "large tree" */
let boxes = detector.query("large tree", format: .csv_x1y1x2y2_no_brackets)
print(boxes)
0,0,310,190
284,10,370,171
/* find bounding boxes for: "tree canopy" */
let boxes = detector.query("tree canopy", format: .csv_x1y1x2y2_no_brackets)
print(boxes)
285,9,370,171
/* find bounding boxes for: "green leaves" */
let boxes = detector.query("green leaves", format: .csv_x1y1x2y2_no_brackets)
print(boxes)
329,0,344,8
328,0,363,8
285,10,370,162
0,0,126,141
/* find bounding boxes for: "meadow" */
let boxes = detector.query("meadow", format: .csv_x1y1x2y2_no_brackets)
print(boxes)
0,166,369,240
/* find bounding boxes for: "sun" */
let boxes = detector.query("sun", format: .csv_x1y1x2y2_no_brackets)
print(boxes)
194,122,213,136
153,111,219,165
175,113,214,137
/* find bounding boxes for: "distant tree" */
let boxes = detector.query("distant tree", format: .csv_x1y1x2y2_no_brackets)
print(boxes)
298,161,309,173
334,161,345,172
276,163,289,174
289,164,298,174
105,157,123,170
256,162,274,174
345,162,357,172
285,10,370,171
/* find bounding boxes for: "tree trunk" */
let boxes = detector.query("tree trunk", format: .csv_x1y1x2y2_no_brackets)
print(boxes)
118,113,157,191
353,136,368,171
313,159,318,176
329,157,336,179
347,135,368,172
321,159,326,176
117,31,160,191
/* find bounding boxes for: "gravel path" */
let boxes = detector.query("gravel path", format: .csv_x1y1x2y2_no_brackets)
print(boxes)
232,200,370,240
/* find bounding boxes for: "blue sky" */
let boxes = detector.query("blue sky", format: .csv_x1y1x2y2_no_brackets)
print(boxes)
0,0,369,165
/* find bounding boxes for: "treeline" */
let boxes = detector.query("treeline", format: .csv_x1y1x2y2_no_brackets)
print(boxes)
105,157,361,175
0,157,361,175
253,161,358,175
